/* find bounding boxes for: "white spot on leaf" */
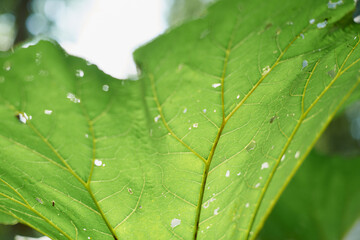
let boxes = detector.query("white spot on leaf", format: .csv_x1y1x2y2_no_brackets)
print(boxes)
67,93,80,103
262,66,270,75
171,218,181,228
94,159,102,166
3,61,11,71
225,170,230,177
154,115,161,123
261,162,269,170
18,113,28,124
214,207,220,215
212,83,221,88
328,0,343,9
302,60,308,69
76,69,84,77
102,84,109,92
295,151,301,159
317,21,327,29
203,197,216,208
44,110,52,115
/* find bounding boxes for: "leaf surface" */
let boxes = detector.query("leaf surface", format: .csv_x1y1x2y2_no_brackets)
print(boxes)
0,0,360,239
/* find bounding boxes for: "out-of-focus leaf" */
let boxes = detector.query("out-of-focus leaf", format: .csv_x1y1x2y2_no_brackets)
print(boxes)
0,212,18,225
258,151,360,240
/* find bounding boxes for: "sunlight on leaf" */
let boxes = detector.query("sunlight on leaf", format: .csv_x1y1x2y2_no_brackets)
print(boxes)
0,0,360,239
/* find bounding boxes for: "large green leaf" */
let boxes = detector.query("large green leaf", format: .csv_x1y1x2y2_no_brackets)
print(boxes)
0,0,360,239
258,151,360,240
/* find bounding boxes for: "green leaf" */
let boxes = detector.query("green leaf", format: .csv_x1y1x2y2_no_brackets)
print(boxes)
0,0,360,239
258,151,360,240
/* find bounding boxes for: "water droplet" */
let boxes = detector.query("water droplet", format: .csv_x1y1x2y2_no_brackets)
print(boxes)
183,108,187,113
154,115,161,123
35,53,42,65
17,113,29,124
246,140,257,151
128,188,133,194
44,109,52,115
38,70,49,76
328,65,337,78
212,83,221,88
328,0,343,9
25,75,34,82
317,21,327,29
281,154,286,161
261,66,270,75
236,94,240,99
94,159,102,166
67,93,80,103
76,69,84,77
225,170,230,177
203,197,216,208
36,197,43,204
214,207,220,215
261,162,269,170
203,109,207,113
302,60,308,69
171,218,181,228
102,84,109,92
295,151,301,159
255,183,260,188
245,203,250,208
200,29,210,39
193,123,199,128
3,61,11,71
309,19,315,24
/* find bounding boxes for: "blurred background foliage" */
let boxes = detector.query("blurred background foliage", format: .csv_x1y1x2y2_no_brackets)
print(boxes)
0,0,360,239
